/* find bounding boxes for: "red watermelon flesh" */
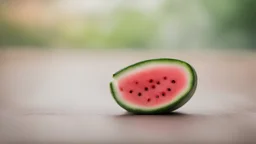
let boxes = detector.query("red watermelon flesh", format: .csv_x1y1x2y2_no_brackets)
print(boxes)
118,66,187,107
110,58,197,114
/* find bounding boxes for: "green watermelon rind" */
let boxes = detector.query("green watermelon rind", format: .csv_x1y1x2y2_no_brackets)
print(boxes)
110,58,197,114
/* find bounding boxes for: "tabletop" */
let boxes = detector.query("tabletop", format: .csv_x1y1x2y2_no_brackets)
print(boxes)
0,49,255,144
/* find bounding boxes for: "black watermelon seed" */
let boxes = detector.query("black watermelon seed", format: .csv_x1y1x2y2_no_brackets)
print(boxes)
171,80,176,84
167,88,171,91
149,79,153,83
151,85,156,89
162,92,166,96
129,90,133,93
147,98,151,102
156,95,159,98
157,81,160,85
144,87,148,91
138,92,142,96
163,76,167,80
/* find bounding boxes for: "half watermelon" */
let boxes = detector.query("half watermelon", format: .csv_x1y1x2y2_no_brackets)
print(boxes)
110,58,197,114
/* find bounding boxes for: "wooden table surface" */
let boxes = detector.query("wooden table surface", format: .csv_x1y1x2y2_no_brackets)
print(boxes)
0,49,255,144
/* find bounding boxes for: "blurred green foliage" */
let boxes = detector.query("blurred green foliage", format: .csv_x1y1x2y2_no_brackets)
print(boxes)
106,9,157,49
0,0,255,49
58,9,157,49
0,16,52,47
201,0,256,48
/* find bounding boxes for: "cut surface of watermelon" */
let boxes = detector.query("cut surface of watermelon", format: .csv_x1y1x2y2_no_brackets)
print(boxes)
110,58,197,114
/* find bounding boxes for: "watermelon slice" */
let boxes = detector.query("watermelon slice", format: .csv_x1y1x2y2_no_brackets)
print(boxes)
110,58,197,114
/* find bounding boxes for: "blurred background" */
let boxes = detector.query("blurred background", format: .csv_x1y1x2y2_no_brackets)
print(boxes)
0,0,256,143
0,0,255,49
